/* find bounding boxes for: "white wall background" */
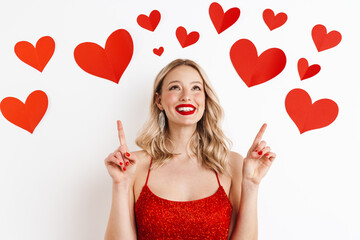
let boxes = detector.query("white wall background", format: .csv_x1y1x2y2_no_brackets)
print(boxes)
0,0,359,239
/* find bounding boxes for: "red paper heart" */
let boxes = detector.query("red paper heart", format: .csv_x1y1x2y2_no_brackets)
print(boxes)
312,24,342,52
230,39,286,87
176,26,200,48
0,90,48,133
263,9,287,31
285,88,338,134
14,36,55,72
137,10,161,32
74,29,133,84
153,47,164,56
209,2,240,34
298,58,321,80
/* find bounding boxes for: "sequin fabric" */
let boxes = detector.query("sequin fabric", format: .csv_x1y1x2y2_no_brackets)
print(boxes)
135,158,233,240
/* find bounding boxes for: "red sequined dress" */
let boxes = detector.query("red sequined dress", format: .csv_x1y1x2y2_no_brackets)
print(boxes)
135,158,233,239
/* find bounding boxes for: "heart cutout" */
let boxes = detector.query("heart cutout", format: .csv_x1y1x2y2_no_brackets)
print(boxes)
298,58,321,80
137,10,161,32
176,27,200,48
312,24,342,52
285,88,339,134
209,2,240,34
74,29,133,84
153,47,164,56
263,9,287,31
230,39,286,87
14,36,55,72
0,90,48,133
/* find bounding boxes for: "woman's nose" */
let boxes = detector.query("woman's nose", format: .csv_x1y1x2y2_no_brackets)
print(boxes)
181,96,191,101
180,90,191,101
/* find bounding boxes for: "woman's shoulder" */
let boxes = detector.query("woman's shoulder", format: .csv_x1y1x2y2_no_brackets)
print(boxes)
130,149,151,163
130,149,152,173
226,151,244,177
130,150,152,194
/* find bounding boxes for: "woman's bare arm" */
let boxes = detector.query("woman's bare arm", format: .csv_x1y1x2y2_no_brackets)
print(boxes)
230,180,259,240
104,180,137,240
230,124,276,240
104,121,138,240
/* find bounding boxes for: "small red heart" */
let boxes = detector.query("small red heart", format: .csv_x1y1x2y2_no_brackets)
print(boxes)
263,9,287,31
137,10,161,32
230,39,286,87
209,2,240,34
0,90,48,133
74,29,133,84
297,58,321,80
285,88,338,134
312,24,342,52
14,36,55,72
153,47,164,56
176,26,200,48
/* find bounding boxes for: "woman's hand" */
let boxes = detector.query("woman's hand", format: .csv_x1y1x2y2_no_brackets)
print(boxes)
243,123,276,185
104,120,137,185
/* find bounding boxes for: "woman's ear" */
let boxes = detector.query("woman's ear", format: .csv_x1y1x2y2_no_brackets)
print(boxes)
155,92,163,110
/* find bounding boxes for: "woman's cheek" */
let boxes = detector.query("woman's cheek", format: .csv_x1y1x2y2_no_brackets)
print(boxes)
163,92,178,105
195,93,205,104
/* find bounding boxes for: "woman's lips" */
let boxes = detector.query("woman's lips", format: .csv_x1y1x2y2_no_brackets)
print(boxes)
175,104,196,115
175,108,196,115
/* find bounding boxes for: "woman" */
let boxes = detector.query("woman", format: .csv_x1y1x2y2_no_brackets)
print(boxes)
104,59,276,240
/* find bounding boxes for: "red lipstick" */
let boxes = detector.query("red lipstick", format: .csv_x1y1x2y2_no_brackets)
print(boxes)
175,104,196,115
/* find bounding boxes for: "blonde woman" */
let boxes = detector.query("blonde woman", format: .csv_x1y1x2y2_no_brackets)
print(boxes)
104,59,276,240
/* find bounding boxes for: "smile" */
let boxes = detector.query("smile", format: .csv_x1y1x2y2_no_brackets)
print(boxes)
175,104,196,115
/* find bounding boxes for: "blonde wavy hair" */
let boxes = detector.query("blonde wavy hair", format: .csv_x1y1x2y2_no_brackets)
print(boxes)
135,59,232,175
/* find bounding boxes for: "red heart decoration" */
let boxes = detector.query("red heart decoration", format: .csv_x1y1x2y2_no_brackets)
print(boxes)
298,58,321,80
14,36,55,72
285,88,338,134
153,47,164,56
312,24,342,52
74,29,133,84
137,10,161,32
263,9,287,31
230,39,286,87
0,90,48,133
209,2,240,34
176,26,200,48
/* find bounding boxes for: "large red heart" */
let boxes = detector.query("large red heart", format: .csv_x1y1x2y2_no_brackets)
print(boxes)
297,58,321,80
285,88,338,134
230,39,286,87
176,27,200,48
312,24,342,52
209,2,240,34
263,9,287,31
137,10,161,32
74,29,133,84
0,90,48,134
14,36,55,72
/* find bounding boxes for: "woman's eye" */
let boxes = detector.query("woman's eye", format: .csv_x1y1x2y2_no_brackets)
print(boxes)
169,85,179,90
169,85,201,90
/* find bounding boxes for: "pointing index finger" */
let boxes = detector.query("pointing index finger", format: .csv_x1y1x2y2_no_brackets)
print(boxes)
251,123,267,150
117,120,127,147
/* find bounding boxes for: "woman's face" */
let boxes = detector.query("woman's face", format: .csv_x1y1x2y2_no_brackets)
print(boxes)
156,65,206,128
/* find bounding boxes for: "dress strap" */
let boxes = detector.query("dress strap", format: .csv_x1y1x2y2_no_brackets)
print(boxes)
215,171,221,187
145,158,153,186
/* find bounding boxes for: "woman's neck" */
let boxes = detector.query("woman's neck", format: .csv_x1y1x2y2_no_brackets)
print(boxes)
167,123,197,157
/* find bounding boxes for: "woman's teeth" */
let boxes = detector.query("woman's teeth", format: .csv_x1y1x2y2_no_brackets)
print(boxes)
177,107,195,112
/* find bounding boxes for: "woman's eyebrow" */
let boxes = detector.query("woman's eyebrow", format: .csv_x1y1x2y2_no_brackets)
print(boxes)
167,80,203,86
